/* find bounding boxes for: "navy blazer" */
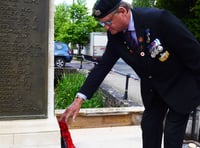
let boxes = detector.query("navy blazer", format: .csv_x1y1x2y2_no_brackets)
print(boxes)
79,8,200,114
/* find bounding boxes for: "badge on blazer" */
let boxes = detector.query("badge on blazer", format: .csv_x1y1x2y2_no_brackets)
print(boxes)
159,50,170,62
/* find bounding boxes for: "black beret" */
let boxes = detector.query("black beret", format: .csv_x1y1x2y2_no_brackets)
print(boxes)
92,0,122,19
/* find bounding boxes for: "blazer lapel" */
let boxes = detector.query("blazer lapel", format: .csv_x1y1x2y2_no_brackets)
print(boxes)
132,9,149,57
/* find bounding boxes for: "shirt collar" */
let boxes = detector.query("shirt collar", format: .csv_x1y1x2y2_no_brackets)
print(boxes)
128,11,135,32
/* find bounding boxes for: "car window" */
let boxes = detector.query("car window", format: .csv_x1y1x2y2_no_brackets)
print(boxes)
55,43,64,50
55,42,69,50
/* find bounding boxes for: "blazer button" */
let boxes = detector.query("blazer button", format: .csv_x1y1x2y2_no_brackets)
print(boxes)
148,75,152,79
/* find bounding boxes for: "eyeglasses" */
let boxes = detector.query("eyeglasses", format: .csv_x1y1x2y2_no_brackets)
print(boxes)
98,12,117,27
99,20,112,27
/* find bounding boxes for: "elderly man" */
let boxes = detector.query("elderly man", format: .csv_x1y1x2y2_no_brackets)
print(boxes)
60,0,200,148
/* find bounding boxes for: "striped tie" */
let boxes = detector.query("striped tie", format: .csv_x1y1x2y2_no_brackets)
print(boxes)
124,30,137,54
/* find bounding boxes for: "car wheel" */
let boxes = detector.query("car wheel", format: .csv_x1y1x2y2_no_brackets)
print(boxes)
55,57,65,67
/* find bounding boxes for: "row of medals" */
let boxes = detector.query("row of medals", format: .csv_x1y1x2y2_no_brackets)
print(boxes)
123,30,170,62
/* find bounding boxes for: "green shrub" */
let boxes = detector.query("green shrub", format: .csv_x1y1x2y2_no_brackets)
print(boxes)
55,72,103,109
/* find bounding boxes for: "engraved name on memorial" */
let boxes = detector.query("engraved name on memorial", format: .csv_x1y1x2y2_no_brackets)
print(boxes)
0,0,49,119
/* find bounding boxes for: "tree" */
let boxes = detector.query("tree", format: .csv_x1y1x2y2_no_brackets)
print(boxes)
54,4,70,41
54,0,99,54
68,1,97,48
156,0,200,41
132,0,155,7
184,0,200,41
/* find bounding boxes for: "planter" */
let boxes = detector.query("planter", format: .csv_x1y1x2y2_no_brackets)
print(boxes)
56,106,144,129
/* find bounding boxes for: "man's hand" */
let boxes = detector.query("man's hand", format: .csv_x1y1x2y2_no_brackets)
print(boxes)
59,97,83,124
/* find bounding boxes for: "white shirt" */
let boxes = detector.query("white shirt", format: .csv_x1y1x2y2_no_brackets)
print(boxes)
128,12,138,43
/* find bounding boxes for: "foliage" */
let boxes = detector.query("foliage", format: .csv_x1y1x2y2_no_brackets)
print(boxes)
55,72,103,109
183,0,200,41
54,4,70,40
156,0,200,41
156,0,196,17
132,0,155,7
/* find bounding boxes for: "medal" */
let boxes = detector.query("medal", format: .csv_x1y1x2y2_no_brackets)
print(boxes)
148,38,163,58
145,28,150,43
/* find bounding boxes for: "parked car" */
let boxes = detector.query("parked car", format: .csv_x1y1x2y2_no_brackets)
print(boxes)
54,41,73,67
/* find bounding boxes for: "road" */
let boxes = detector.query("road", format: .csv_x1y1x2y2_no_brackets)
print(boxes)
66,58,139,79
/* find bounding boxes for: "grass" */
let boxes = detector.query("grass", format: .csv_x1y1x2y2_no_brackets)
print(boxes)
55,72,104,109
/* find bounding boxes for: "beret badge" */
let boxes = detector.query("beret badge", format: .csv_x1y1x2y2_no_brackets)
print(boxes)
94,9,101,17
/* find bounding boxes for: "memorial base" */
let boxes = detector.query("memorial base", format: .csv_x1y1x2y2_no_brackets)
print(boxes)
0,117,60,148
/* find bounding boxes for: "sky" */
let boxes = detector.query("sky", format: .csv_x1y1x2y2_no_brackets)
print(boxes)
54,0,132,13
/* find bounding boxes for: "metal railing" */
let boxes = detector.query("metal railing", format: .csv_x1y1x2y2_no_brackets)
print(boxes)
190,106,200,142
111,69,140,100
77,55,97,69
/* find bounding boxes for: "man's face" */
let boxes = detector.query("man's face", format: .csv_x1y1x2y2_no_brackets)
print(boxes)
99,7,130,34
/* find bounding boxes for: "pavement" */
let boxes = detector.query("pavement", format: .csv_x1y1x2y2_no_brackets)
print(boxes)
70,125,143,148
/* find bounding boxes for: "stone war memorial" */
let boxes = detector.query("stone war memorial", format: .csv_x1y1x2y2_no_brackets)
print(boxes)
0,0,60,147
